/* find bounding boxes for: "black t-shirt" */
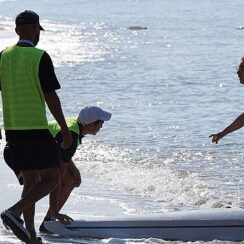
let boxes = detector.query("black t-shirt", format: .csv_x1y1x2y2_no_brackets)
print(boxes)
55,131,83,163
0,43,61,141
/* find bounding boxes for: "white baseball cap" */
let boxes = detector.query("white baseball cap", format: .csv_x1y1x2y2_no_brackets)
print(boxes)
78,105,112,126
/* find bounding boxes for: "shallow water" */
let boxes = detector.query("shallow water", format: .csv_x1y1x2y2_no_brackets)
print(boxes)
1,0,244,243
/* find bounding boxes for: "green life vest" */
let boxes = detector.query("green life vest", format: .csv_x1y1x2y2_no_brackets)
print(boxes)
0,46,48,130
48,117,81,145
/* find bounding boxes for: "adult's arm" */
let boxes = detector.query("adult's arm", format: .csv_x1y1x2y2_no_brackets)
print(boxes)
209,113,244,144
44,91,72,148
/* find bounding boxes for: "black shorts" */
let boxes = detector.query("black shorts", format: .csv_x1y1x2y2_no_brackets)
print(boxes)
4,144,23,185
7,135,60,171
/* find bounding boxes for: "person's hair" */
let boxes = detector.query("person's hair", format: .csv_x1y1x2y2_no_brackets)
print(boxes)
239,56,244,70
93,120,104,126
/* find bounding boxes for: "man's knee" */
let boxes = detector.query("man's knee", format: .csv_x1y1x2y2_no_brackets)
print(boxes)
61,170,76,189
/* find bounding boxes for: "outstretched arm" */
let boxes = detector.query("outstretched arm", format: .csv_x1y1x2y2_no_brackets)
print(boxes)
209,113,244,144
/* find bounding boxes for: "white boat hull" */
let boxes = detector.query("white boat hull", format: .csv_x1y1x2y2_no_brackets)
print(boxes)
44,208,244,241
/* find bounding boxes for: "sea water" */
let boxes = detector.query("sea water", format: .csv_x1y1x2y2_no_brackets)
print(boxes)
1,0,244,243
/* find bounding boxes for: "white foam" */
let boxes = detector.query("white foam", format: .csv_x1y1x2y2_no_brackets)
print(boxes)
74,142,214,212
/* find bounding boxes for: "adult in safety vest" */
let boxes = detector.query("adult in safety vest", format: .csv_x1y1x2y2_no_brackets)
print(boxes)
0,10,72,244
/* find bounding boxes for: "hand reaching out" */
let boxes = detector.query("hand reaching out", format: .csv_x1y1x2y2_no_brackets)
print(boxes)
209,132,225,144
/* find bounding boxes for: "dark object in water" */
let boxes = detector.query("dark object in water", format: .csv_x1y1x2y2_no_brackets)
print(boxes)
128,26,148,30
237,26,244,30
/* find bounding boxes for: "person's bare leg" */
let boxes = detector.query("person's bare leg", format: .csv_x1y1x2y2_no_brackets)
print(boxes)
2,168,59,242
57,168,77,211
7,167,60,217
44,161,67,219
22,171,41,241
